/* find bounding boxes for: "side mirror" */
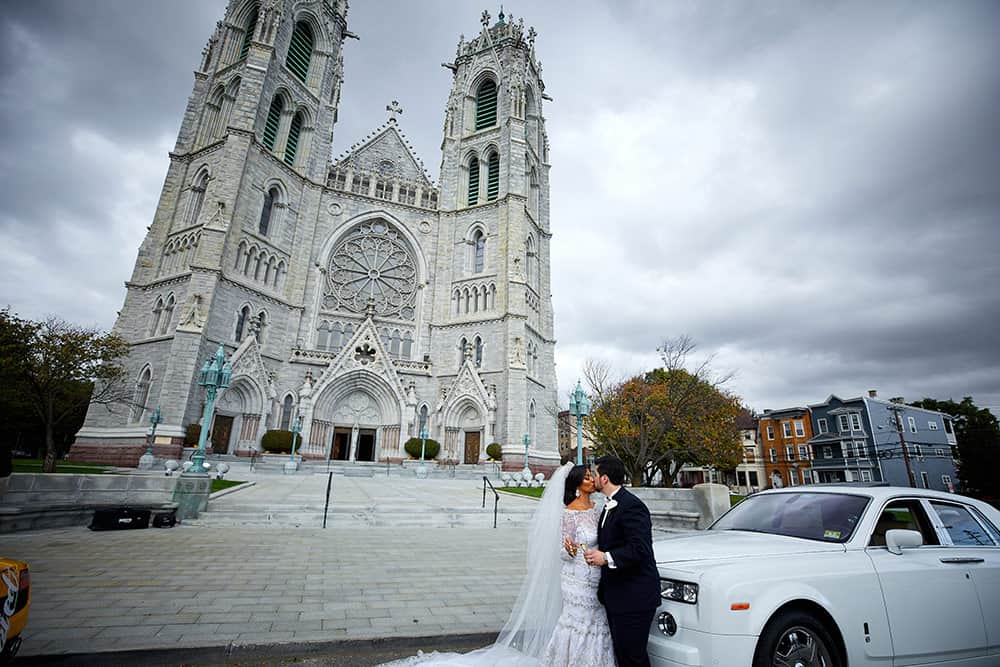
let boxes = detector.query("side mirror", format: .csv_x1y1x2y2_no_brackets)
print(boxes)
886,529,923,555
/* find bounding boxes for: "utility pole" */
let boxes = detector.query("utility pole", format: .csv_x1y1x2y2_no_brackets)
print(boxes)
888,404,916,488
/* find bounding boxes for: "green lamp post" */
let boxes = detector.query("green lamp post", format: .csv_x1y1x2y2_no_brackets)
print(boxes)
192,344,232,474
284,414,303,474
567,380,591,465
138,406,163,471
522,432,531,478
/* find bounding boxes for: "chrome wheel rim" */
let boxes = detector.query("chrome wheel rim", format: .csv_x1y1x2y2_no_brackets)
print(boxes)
772,625,833,667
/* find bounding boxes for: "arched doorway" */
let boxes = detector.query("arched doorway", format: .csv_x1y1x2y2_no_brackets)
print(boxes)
309,369,403,462
213,378,264,454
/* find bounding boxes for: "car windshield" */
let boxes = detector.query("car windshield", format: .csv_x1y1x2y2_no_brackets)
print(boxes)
712,492,870,543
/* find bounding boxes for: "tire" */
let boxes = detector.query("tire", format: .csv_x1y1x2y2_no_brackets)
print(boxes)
752,609,841,667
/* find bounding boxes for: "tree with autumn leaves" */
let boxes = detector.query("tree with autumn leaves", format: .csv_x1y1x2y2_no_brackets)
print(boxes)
584,336,744,487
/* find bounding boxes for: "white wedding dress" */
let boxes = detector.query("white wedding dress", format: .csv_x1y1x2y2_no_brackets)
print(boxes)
541,507,616,666
379,464,615,667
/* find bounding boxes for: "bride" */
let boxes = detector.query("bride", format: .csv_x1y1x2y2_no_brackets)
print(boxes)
381,463,616,667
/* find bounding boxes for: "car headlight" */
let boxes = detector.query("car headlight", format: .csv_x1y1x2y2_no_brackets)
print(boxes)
660,577,698,604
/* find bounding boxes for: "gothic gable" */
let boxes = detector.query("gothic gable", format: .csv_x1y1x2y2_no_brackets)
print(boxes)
438,358,496,419
312,316,408,404
334,122,431,186
227,336,277,400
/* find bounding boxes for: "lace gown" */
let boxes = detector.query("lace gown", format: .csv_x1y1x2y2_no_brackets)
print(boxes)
541,507,617,667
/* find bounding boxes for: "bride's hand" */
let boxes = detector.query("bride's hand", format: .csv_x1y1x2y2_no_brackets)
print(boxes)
563,536,577,557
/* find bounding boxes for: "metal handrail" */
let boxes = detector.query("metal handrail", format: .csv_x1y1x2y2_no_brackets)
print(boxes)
482,476,499,529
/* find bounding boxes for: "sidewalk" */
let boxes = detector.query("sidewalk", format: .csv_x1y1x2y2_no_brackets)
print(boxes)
6,524,527,658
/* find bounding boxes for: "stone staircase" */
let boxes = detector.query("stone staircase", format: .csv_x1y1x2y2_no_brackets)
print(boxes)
188,500,535,529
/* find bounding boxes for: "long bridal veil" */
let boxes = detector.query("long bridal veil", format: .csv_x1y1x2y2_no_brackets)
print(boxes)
380,462,573,667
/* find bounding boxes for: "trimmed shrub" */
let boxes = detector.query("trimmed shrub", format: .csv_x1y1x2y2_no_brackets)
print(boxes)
404,437,440,459
261,429,295,454
486,443,503,460
184,423,201,446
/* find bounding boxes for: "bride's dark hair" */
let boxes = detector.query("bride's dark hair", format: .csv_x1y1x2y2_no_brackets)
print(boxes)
563,465,589,506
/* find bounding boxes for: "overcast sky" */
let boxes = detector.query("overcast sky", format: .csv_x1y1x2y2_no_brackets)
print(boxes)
1,1,998,414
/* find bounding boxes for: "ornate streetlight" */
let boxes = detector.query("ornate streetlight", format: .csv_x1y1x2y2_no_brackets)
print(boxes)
522,433,531,478
418,423,430,475
567,380,591,465
284,414,303,474
191,344,232,475
138,406,163,471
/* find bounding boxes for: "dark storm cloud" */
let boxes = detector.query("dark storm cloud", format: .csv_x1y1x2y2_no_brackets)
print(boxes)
1,1,998,413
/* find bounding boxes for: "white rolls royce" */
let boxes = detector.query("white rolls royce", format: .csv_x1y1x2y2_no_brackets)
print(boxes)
648,485,1000,667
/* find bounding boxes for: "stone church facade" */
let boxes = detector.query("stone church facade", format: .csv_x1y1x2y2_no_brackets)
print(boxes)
72,1,559,470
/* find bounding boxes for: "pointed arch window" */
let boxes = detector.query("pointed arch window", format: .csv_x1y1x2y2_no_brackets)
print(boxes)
255,311,267,343
419,405,429,432
159,295,175,335
467,157,480,206
284,111,303,166
317,322,330,350
131,367,152,423
475,79,497,130
473,230,485,273
458,337,468,366
280,394,295,431
286,21,314,84
240,7,259,60
486,152,499,202
402,332,413,360
235,305,251,342
263,96,284,150
186,171,208,227
474,336,483,368
149,298,164,337
259,187,277,236
529,400,537,450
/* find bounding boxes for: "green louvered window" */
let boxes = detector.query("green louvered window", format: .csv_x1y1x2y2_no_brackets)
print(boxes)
286,21,314,84
487,153,499,201
475,80,497,130
240,8,258,60
284,112,302,165
467,158,480,206
263,96,283,149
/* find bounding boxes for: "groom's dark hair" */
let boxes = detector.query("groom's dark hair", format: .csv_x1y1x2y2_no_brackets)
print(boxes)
563,465,589,505
595,456,626,485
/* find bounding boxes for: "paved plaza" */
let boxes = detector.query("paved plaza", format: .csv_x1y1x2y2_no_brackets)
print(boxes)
4,473,537,660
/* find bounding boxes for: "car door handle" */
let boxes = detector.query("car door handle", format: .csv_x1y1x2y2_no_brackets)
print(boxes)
939,557,985,564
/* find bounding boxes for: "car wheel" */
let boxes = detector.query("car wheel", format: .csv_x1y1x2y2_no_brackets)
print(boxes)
753,610,841,667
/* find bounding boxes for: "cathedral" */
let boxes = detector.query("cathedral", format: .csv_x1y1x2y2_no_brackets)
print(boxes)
71,0,560,471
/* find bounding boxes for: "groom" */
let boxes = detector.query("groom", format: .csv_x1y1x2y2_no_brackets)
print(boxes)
585,455,660,667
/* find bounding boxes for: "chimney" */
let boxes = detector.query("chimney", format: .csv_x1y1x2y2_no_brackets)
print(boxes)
868,390,878,398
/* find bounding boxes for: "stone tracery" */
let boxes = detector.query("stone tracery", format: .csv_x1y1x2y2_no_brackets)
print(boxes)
324,221,417,320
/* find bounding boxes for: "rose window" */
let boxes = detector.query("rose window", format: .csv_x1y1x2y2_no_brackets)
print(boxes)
325,221,417,320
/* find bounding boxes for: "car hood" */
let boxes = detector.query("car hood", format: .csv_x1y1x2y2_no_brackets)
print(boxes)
653,530,845,565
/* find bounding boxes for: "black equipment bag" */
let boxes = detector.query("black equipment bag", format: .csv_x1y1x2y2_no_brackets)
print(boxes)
89,507,151,531
152,511,177,528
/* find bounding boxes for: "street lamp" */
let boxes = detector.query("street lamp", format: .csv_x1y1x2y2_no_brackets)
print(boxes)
138,406,163,470
419,423,430,476
284,414,303,474
191,344,232,475
522,433,531,478
567,380,591,465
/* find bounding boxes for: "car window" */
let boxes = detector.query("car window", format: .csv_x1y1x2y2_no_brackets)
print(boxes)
868,499,939,547
930,501,997,547
712,492,868,543
971,508,1000,544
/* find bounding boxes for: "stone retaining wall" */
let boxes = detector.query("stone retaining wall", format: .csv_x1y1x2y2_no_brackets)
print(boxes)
68,441,184,467
0,473,179,533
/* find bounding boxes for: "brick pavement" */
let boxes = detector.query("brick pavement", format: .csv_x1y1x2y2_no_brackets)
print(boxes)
5,524,527,658
3,472,547,659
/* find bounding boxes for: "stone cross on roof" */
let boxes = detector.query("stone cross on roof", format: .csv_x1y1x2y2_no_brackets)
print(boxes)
386,100,403,123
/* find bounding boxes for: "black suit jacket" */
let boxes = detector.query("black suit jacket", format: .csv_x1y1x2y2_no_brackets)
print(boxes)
597,487,661,614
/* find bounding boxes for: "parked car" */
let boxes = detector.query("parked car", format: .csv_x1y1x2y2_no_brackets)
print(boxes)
649,485,1000,666
0,558,29,662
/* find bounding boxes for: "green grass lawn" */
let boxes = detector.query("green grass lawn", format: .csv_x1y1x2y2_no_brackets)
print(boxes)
12,458,115,474
211,478,245,493
497,486,544,499
730,494,746,506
